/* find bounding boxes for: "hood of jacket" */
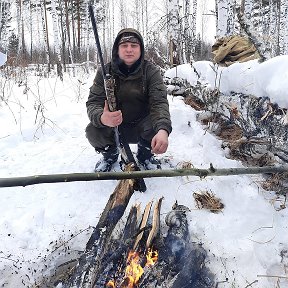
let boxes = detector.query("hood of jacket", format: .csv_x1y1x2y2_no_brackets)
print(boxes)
111,28,145,75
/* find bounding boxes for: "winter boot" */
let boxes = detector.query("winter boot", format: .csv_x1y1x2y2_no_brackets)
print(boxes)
136,139,161,170
94,146,119,172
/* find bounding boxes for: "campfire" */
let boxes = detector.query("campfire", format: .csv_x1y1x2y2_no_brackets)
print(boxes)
106,248,158,287
60,177,215,288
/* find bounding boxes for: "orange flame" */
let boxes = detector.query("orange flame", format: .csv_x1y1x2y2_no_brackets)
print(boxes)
145,248,158,267
106,280,116,287
125,251,144,286
107,249,158,287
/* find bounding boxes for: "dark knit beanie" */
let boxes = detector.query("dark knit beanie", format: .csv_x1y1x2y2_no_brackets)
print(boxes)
118,32,141,45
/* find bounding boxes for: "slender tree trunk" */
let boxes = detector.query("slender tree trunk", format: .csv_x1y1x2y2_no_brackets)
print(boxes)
85,1,90,72
182,0,190,63
191,0,197,61
58,2,67,72
145,0,148,40
64,0,72,63
226,0,235,35
42,0,51,72
167,0,181,66
275,0,281,56
16,0,27,63
217,0,227,37
29,0,33,62
0,1,11,50
120,0,126,28
77,0,81,57
268,0,277,57
51,0,63,80
217,0,236,37
279,0,288,55
71,0,77,61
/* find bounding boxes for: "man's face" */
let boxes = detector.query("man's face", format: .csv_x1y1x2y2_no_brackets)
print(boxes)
118,42,141,66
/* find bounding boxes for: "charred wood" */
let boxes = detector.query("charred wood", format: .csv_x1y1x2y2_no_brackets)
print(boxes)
60,197,215,288
171,244,214,288
62,176,135,288
94,205,140,287
146,197,163,249
140,202,214,288
133,201,153,250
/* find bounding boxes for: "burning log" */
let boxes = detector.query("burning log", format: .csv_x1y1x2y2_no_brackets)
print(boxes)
139,202,214,288
146,197,163,249
101,200,163,288
62,165,136,288
105,201,214,288
133,201,153,251
60,185,214,288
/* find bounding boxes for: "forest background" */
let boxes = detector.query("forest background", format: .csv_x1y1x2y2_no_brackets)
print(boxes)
1,0,288,79
1,0,288,287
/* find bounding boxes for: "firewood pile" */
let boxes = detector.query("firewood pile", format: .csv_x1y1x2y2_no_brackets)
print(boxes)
54,176,214,288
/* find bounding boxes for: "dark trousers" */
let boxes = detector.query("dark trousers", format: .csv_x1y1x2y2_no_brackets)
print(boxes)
85,115,156,152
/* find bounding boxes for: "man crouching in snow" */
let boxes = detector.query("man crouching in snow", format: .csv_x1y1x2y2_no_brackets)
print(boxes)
85,28,172,172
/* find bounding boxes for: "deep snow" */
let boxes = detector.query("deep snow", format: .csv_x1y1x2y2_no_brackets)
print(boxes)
0,57,288,287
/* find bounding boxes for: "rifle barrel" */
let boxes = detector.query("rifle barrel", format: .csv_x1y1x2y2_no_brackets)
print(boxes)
88,5,107,80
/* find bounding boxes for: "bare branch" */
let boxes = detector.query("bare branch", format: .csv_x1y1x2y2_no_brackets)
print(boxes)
1,165,288,188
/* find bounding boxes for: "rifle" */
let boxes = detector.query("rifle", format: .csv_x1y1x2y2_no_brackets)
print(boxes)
88,4,147,192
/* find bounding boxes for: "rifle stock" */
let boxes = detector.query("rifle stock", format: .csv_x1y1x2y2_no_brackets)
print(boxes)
88,5,147,192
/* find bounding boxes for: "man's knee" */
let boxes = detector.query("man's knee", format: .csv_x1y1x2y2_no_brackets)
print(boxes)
85,122,115,149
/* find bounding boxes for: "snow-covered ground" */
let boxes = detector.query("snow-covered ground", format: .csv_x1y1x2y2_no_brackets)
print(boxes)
0,57,288,287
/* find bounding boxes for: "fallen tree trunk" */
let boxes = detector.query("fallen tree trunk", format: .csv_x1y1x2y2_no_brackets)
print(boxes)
1,165,288,188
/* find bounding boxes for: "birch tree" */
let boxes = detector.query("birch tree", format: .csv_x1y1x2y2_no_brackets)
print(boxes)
51,0,63,80
167,0,181,66
279,0,288,55
182,0,191,63
226,0,235,35
132,0,140,31
63,0,72,63
216,0,228,37
140,0,148,39
191,0,197,60
268,0,280,57
0,0,12,50
42,0,51,71
119,0,127,29
85,0,90,72
244,0,253,19
16,0,28,64
216,0,235,37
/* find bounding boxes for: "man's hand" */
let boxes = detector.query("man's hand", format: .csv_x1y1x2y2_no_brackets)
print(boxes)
151,129,169,154
100,100,123,127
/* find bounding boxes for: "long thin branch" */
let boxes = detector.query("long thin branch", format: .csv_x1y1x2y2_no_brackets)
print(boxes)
0,165,288,188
